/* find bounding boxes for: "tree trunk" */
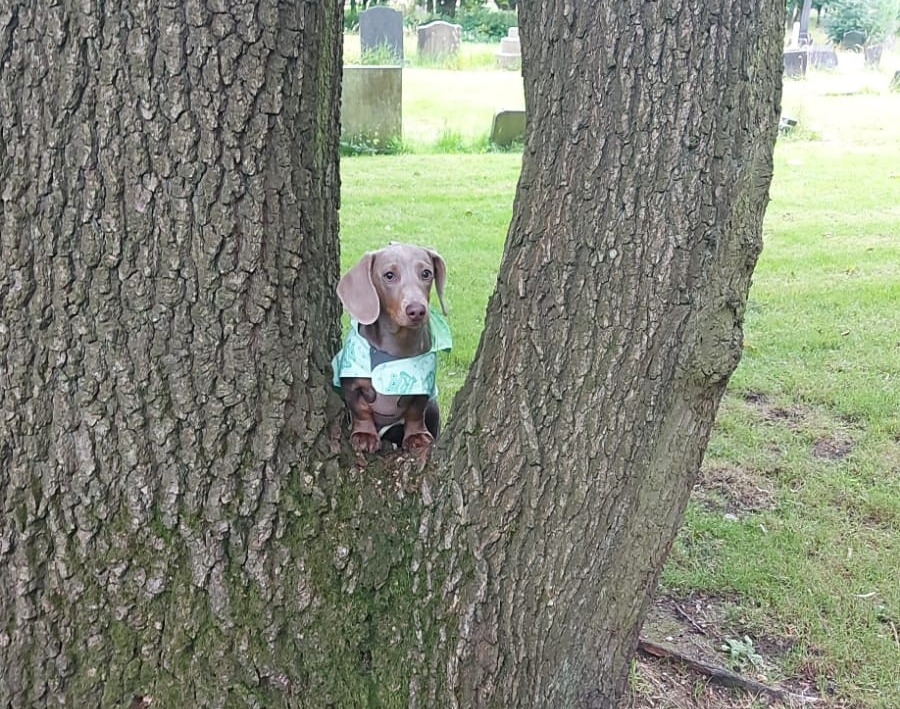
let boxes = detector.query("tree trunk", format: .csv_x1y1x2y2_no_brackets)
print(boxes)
0,0,344,705
414,0,784,706
436,0,457,19
1,0,784,707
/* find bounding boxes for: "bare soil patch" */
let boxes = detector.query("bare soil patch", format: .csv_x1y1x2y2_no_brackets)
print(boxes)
694,464,776,516
620,595,830,709
740,391,815,430
810,435,855,460
738,391,858,461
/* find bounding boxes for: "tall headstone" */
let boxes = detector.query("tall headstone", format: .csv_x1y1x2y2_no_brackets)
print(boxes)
417,20,461,59
359,6,404,65
341,66,402,151
797,0,812,45
496,27,521,70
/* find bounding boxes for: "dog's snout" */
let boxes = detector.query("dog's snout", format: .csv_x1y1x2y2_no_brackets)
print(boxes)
405,302,427,323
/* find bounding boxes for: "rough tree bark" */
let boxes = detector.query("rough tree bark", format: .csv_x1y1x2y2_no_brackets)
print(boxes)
0,0,784,707
414,0,784,707
0,0,344,705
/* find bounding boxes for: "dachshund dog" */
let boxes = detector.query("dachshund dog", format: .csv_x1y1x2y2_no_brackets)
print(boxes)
332,243,451,453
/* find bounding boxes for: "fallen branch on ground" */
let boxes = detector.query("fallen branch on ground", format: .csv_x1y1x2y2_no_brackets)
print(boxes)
637,637,818,705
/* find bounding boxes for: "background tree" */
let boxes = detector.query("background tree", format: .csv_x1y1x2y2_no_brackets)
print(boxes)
786,0,835,26
0,0,784,708
436,0,458,19
824,0,900,42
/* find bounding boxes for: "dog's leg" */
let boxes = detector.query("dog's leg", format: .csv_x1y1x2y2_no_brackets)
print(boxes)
342,378,381,453
402,395,435,451
424,398,440,440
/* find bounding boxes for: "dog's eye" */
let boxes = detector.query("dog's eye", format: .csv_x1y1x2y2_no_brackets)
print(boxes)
384,271,395,281
421,269,433,280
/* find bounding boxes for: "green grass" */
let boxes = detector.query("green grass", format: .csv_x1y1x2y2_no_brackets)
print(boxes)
339,46,900,708
343,33,524,150
660,53,900,706
340,152,522,400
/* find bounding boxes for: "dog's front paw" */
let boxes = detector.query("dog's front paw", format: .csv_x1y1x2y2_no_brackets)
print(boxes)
350,431,381,453
402,430,434,452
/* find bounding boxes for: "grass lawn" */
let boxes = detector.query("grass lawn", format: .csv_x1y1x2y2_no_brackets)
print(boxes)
339,44,900,709
343,33,523,148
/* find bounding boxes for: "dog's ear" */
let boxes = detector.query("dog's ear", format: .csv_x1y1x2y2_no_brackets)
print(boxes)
337,252,380,324
425,248,448,315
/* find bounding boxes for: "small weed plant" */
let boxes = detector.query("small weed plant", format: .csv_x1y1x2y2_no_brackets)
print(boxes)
721,636,764,671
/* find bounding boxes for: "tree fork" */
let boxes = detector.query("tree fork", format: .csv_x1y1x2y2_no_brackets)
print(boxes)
0,0,785,707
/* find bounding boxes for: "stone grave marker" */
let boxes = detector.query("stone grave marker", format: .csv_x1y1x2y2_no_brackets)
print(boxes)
807,45,838,69
490,109,526,147
779,115,798,134
864,44,883,68
783,49,807,78
841,30,865,51
417,20,461,59
360,6,404,64
341,66,402,151
496,27,521,70
797,0,812,44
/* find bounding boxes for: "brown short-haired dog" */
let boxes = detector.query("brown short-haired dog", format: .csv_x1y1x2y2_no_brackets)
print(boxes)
332,243,451,453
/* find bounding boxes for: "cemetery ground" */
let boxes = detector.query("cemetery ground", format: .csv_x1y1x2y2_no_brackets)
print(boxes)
339,43,900,709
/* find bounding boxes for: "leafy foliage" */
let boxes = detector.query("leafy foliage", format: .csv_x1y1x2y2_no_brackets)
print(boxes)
823,0,900,42
454,8,518,41
344,7,360,31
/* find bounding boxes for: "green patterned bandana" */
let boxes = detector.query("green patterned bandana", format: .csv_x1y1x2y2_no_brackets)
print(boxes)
332,309,452,397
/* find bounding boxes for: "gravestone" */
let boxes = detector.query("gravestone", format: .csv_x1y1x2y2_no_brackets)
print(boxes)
359,6,404,64
490,109,526,147
496,27,521,69
417,20,461,59
779,115,798,134
783,49,807,78
797,0,812,44
863,44,883,69
807,45,838,69
341,66,402,150
841,30,865,51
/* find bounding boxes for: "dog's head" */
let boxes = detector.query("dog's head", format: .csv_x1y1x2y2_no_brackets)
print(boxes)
337,243,447,327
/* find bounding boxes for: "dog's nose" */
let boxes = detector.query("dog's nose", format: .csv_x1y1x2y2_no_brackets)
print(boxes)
406,303,427,323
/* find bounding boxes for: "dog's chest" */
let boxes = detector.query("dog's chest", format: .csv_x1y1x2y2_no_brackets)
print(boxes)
370,393,408,426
